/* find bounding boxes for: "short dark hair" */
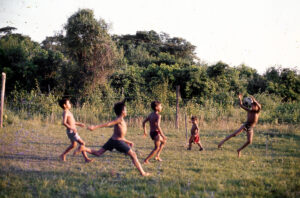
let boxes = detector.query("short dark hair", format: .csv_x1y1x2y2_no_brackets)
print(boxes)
59,97,69,109
114,100,126,116
151,101,161,111
191,116,198,121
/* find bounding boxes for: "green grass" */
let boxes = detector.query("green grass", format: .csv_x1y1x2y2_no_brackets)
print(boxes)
0,119,299,198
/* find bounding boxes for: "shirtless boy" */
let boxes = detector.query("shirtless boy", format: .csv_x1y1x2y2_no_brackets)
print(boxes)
218,94,261,157
143,101,167,164
59,98,92,162
187,116,204,151
78,100,150,176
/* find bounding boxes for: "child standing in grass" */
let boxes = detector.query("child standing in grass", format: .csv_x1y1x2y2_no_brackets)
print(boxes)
188,116,204,151
59,98,92,162
77,100,150,176
218,94,261,157
143,101,167,164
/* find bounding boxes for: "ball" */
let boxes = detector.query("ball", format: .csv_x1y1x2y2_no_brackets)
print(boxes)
243,97,253,108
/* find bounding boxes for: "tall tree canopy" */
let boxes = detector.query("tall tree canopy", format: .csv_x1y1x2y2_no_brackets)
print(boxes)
64,9,121,94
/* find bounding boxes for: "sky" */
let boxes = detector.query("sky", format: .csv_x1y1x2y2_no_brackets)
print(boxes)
0,0,299,74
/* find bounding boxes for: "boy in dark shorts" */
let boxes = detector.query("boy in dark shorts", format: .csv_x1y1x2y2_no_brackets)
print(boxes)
218,94,261,157
188,116,204,151
77,100,150,176
59,98,92,162
143,101,167,164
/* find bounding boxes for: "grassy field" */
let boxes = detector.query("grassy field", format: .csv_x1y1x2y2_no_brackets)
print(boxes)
0,118,299,198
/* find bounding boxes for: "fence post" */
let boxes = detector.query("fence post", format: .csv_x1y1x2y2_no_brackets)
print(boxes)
175,85,180,129
0,73,6,128
185,113,188,144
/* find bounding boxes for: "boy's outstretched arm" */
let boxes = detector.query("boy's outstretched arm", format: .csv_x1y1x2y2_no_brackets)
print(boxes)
75,122,85,128
142,117,149,137
88,118,121,131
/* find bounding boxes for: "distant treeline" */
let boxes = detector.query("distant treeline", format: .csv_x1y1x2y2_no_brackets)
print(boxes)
0,9,299,106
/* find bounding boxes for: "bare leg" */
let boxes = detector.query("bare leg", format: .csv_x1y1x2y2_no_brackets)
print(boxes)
187,142,192,150
218,125,245,148
72,139,93,163
197,141,204,151
237,131,253,157
80,146,107,157
144,138,160,164
127,149,150,176
187,137,193,150
60,141,77,161
155,136,166,161
81,150,93,163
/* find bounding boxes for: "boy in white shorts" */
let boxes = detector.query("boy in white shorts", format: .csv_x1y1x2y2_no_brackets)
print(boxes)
59,97,92,163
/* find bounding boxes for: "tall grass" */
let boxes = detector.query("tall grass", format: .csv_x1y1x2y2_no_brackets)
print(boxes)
4,89,300,128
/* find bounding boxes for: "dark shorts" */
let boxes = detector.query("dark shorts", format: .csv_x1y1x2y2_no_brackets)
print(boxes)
243,122,254,134
102,138,130,154
150,130,160,140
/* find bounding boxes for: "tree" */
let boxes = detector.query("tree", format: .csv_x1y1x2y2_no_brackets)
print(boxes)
0,33,66,93
0,26,17,36
264,67,300,101
64,9,120,95
0,34,41,92
113,30,198,67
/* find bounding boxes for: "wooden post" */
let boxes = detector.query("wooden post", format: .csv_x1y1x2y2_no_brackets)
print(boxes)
0,73,6,128
185,113,188,144
175,85,180,129
265,135,268,157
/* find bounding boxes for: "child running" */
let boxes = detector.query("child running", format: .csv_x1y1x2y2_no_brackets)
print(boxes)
218,94,261,157
77,100,150,176
187,116,204,151
143,101,167,164
59,98,92,162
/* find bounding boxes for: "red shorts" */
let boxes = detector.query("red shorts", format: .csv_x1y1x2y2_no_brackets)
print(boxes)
189,134,200,144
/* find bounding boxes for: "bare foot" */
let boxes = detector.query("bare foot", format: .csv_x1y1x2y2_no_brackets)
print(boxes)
237,150,241,158
73,146,84,156
155,157,162,162
85,158,94,163
60,154,66,162
142,172,150,177
144,160,150,164
218,142,223,149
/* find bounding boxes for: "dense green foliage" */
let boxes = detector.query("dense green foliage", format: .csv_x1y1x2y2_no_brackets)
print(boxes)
0,9,299,124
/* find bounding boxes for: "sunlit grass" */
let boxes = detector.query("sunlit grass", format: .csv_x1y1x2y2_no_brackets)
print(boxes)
0,118,299,197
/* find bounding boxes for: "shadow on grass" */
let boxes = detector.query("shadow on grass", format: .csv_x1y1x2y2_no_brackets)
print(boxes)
0,153,60,162
23,141,102,148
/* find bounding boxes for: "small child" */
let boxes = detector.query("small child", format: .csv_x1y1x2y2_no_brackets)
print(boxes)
218,94,261,157
59,98,92,162
188,116,204,151
143,101,167,164
78,100,150,176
